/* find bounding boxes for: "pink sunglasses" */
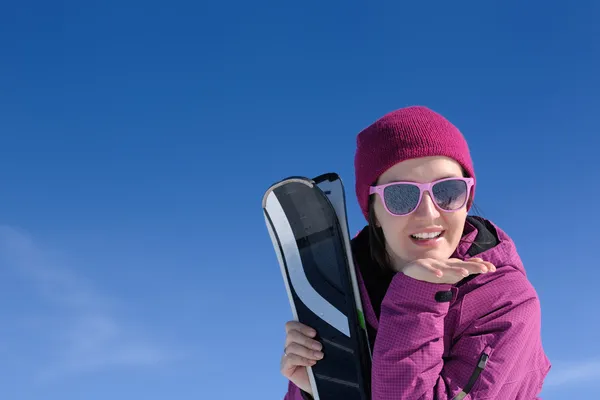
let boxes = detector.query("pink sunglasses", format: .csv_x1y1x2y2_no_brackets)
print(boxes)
369,177,474,216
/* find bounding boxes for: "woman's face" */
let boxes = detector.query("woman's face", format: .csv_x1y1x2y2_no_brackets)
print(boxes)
372,156,470,270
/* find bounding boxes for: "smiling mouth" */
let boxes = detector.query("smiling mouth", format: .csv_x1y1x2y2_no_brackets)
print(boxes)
410,231,443,240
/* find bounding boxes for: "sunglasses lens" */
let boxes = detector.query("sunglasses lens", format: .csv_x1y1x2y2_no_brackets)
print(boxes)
383,184,420,215
432,179,468,210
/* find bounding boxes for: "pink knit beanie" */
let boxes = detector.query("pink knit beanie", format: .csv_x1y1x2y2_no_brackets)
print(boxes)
354,106,475,221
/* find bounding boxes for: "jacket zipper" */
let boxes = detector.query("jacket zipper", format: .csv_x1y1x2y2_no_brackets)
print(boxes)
452,351,490,400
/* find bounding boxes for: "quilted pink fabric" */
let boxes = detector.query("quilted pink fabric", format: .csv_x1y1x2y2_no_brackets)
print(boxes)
283,218,551,399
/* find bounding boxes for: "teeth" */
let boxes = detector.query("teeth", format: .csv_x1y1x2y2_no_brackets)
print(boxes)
411,232,442,239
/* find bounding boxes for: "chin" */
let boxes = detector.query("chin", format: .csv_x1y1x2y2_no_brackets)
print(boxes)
420,248,453,260
399,238,455,262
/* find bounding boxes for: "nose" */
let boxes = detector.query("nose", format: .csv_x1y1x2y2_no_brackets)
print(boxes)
413,191,440,218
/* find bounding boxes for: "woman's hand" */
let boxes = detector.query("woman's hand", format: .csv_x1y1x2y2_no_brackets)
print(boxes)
280,321,324,395
401,257,496,284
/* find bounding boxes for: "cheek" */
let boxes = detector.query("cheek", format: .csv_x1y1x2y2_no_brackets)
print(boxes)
376,208,410,245
442,211,468,242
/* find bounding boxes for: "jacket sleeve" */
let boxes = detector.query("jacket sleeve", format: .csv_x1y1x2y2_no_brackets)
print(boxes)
284,381,314,400
371,268,549,400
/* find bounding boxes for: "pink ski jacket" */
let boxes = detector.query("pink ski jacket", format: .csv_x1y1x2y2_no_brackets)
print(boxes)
284,216,551,399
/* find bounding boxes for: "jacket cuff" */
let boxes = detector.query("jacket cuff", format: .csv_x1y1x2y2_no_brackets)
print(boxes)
384,271,454,313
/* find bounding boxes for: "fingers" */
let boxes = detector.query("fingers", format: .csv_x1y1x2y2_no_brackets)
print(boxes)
415,259,447,278
285,342,324,361
403,259,465,281
427,258,496,279
458,257,496,273
283,352,318,368
470,257,496,272
403,257,497,284
428,259,470,278
446,258,496,275
285,329,323,351
282,321,324,370
285,321,316,337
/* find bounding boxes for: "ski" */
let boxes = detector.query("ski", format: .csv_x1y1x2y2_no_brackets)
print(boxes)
262,173,372,400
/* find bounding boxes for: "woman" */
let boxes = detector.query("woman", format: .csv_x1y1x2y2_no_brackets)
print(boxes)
281,106,551,399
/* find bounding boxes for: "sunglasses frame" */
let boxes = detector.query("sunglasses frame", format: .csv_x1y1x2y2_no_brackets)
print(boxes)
369,177,474,216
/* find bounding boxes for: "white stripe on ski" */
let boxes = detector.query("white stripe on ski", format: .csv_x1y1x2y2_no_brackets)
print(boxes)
265,190,351,338
263,212,321,400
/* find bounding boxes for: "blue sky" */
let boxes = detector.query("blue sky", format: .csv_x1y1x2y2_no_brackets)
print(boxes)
0,1,598,399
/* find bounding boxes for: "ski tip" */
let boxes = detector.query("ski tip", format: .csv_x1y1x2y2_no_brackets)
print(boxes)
312,172,341,184
261,176,314,209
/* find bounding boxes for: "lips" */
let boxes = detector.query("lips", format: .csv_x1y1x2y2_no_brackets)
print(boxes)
410,231,443,240
408,228,445,247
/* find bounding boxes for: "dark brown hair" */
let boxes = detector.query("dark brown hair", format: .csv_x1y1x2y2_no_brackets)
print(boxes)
367,199,391,270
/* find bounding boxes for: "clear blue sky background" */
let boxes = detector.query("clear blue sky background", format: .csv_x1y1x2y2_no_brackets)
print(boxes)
1,1,598,399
